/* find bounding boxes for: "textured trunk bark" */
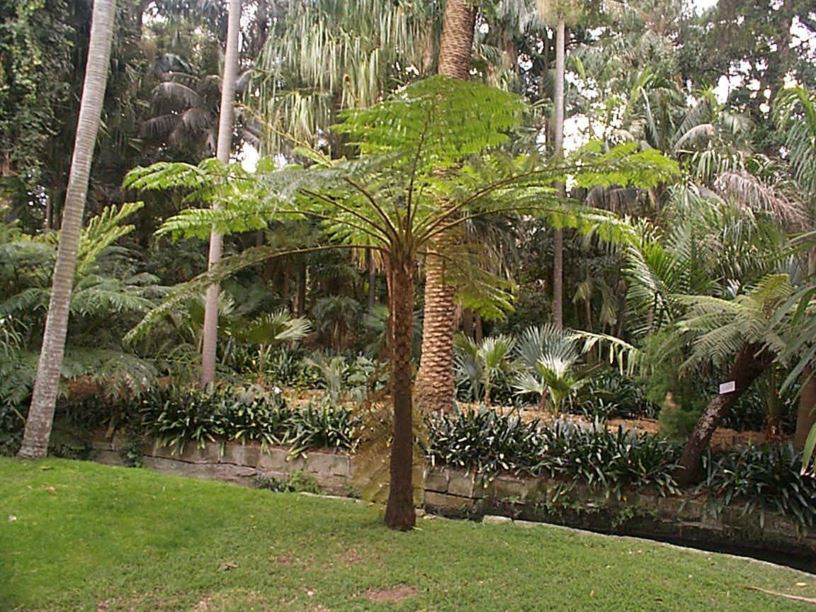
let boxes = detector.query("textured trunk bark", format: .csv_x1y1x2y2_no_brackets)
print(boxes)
18,0,117,459
674,345,772,486
366,248,376,309
200,0,241,387
415,0,476,413
552,18,566,330
795,366,816,449
437,0,477,79
295,260,307,317
462,308,474,338
795,251,816,449
384,254,417,530
415,253,457,412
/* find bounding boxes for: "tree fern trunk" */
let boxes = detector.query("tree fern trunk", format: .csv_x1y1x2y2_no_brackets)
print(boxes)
18,0,117,459
200,0,241,387
415,0,476,413
384,253,417,530
674,345,772,486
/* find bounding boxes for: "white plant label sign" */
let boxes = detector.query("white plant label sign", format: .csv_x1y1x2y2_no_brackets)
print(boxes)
719,381,736,394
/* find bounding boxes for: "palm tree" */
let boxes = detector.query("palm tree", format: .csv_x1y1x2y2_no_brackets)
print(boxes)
17,0,117,459
1,203,160,409
537,0,583,330
414,0,478,413
514,324,586,411
774,86,816,450
453,333,515,405
200,0,240,387
250,0,437,154
141,59,222,159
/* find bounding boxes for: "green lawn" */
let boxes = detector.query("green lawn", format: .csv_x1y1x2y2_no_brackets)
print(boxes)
1,459,814,611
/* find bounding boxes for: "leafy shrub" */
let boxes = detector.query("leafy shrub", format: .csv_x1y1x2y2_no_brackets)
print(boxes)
702,444,816,528
567,370,659,420
658,401,702,441
0,403,25,456
130,385,358,456
256,470,323,494
286,398,359,455
426,409,680,496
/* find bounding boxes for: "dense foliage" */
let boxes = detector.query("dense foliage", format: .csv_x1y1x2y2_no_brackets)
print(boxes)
703,443,816,529
427,409,816,527
427,408,680,495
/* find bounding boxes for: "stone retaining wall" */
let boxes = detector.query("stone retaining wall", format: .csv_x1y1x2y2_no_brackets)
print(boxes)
423,465,816,563
91,435,815,564
91,434,353,495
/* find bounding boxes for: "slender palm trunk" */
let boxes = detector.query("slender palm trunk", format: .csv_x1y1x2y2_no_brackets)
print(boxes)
384,253,417,530
675,345,772,486
415,0,476,413
200,0,241,386
552,18,566,330
17,0,117,459
795,252,816,448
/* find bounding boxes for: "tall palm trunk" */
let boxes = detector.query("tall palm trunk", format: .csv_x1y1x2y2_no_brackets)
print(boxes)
384,252,417,530
674,345,773,485
200,0,241,386
795,366,816,449
795,251,816,448
552,17,566,330
17,0,117,459
415,0,476,413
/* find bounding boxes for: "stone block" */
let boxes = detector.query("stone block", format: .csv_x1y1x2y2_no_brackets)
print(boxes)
491,474,532,501
220,442,261,467
142,456,257,486
482,514,512,525
257,447,296,472
305,451,351,478
424,467,450,493
91,449,125,466
447,471,476,498
424,491,476,515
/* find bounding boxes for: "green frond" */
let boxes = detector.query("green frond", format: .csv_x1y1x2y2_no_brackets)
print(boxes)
77,202,143,276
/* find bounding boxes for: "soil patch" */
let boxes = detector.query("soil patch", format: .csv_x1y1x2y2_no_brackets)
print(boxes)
364,586,417,603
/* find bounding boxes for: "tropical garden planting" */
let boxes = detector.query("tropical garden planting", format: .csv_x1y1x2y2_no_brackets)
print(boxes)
2,0,816,593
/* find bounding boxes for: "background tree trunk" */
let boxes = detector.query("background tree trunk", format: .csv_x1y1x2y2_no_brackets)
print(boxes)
674,345,772,485
552,17,566,330
384,254,417,530
415,0,476,413
18,0,117,459
794,250,816,448
200,0,241,386
795,366,816,449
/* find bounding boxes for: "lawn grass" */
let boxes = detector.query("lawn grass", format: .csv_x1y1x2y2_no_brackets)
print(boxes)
1,458,814,611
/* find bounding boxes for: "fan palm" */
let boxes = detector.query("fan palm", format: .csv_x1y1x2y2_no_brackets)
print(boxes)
513,324,584,411
454,333,515,406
